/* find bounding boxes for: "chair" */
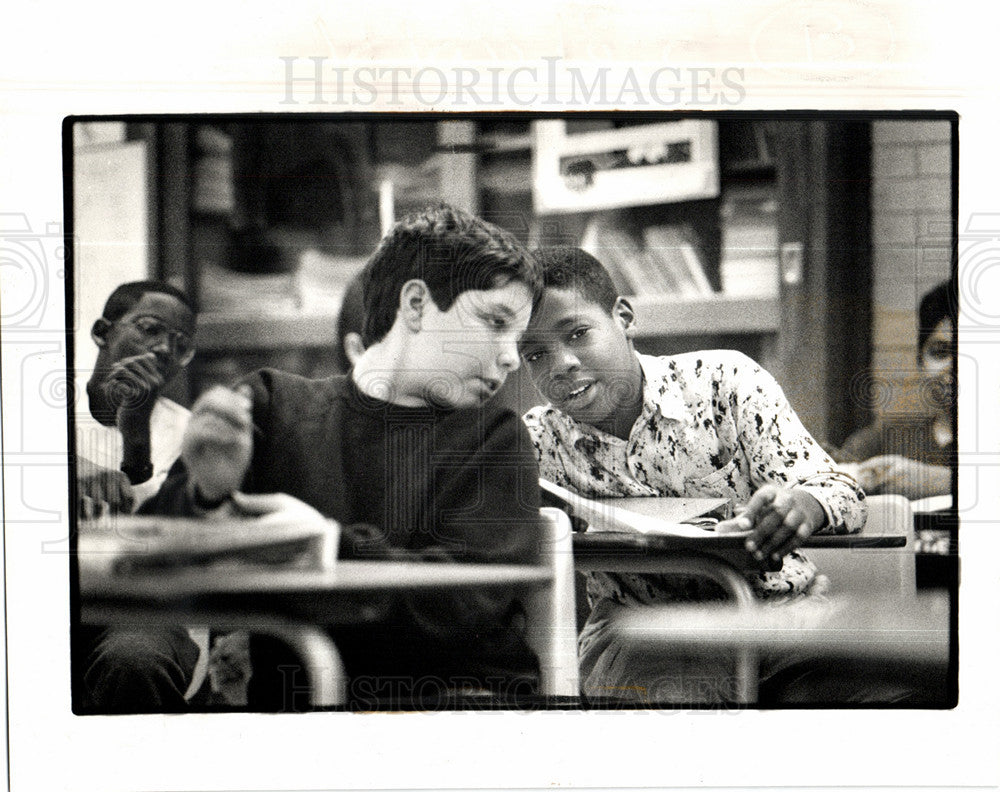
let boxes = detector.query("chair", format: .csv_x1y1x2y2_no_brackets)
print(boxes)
806,494,917,598
189,508,582,708
524,507,581,699
611,494,926,704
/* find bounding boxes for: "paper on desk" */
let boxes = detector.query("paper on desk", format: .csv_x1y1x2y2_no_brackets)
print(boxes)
539,478,743,538
77,514,340,577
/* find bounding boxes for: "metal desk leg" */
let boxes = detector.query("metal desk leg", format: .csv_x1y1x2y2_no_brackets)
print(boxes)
584,553,759,704
643,555,758,705
700,561,758,705
263,624,347,708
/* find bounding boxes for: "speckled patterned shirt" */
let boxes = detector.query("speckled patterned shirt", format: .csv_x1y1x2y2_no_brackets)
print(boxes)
523,350,867,606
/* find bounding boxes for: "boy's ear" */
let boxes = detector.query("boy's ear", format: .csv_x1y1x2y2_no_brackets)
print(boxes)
612,297,637,337
343,332,365,366
91,318,112,348
399,279,429,332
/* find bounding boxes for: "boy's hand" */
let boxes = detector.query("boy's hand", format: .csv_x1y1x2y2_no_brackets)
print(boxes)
105,352,166,424
855,455,951,499
76,456,135,517
182,385,254,503
733,485,826,564
208,630,252,706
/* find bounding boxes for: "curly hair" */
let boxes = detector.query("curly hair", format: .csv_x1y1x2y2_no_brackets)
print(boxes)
530,246,619,314
101,280,195,322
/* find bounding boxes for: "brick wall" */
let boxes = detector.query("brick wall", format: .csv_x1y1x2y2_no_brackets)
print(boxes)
869,120,953,416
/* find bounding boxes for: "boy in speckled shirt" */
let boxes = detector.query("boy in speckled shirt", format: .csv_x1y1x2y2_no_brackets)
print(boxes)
517,247,923,705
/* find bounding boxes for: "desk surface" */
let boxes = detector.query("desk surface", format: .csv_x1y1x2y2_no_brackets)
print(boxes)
573,528,906,554
572,496,907,573
80,560,551,600
613,591,951,664
79,560,553,629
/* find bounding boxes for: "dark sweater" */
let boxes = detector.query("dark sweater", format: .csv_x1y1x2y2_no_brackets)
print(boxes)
143,371,543,702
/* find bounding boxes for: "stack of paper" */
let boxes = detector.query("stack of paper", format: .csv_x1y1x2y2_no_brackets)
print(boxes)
78,515,340,578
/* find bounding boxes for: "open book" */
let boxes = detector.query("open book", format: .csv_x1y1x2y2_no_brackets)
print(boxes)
539,478,742,538
78,514,340,578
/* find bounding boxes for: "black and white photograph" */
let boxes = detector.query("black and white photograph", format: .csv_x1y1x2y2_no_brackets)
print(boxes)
67,112,956,715
2,4,999,791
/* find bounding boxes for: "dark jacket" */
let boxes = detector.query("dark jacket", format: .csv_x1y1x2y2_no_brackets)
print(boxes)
143,370,543,697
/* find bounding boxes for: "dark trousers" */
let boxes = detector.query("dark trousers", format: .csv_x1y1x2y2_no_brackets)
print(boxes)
248,624,539,712
76,625,199,714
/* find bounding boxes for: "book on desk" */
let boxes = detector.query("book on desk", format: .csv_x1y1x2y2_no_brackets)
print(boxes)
77,514,340,578
539,478,740,538
541,477,908,587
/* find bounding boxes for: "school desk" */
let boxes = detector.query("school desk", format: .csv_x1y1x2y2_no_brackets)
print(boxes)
610,590,951,705
568,493,915,701
571,494,907,578
76,506,583,708
78,558,554,708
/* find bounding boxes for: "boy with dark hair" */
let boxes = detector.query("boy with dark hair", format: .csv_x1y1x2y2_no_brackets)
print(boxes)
518,246,874,704
138,205,544,711
75,280,205,713
839,280,956,498
332,271,366,373
77,280,197,514
360,202,537,348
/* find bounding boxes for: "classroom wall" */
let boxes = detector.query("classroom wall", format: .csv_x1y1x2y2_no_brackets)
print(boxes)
869,120,952,417
73,128,152,407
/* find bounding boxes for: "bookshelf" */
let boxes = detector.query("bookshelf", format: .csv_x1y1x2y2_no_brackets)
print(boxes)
476,118,782,346
196,312,340,351
629,294,780,338
475,117,872,443
148,117,870,443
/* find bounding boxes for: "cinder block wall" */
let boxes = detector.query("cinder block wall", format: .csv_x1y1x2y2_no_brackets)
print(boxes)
869,120,952,417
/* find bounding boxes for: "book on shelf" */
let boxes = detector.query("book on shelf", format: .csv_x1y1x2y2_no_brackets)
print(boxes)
539,478,737,538
720,183,780,298
643,224,715,298
581,217,716,300
580,218,640,296
625,236,677,297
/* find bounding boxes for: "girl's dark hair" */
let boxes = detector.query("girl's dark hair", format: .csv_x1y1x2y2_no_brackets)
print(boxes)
918,280,956,355
360,204,541,346
530,246,618,313
101,280,195,322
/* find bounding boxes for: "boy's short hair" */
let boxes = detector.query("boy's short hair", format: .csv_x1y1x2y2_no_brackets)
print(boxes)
918,280,956,355
334,271,365,373
360,204,541,346
101,280,196,322
530,246,618,314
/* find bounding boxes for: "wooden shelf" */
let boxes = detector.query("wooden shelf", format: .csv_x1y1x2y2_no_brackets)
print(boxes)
197,312,340,352
478,132,532,153
198,296,779,352
629,294,780,338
